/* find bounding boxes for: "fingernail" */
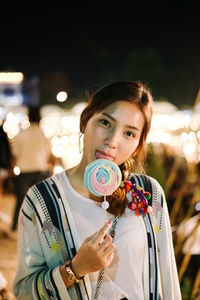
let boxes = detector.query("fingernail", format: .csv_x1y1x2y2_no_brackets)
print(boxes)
107,220,112,225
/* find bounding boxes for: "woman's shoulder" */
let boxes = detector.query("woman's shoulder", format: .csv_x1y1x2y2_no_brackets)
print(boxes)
24,171,67,208
128,173,165,196
128,173,162,189
21,171,68,229
128,174,167,220
32,170,67,188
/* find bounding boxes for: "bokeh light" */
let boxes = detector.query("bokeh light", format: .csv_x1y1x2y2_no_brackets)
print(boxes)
56,91,68,102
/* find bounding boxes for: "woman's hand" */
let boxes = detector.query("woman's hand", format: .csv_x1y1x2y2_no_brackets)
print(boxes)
71,221,115,277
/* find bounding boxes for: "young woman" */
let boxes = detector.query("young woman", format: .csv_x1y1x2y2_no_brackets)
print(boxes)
13,81,182,299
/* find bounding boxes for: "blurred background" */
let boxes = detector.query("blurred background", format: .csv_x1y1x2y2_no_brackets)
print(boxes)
0,1,200,299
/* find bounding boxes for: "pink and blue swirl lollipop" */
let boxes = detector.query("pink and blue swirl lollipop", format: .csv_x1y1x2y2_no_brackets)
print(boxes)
84,159,122,197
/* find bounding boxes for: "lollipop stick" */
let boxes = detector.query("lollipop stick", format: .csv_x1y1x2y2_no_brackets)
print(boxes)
102,196,109,223
104,196,107,223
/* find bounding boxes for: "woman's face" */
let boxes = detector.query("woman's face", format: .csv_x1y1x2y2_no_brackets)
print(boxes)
82,101,145,166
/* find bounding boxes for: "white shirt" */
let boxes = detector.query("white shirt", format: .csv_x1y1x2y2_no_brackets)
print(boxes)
64,174,147,300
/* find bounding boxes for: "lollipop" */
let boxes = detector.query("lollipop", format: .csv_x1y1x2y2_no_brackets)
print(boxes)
84,159,122,197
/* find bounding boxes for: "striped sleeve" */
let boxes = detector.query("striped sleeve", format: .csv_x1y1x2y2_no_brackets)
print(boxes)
12,190,71,300
148,176,182,300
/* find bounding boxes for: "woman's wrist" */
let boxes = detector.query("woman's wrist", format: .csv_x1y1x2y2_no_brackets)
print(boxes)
71,257,86,279
59,264,73,288
59,259,84,288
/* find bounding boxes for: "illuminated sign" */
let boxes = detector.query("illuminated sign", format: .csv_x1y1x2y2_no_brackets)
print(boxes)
0,72,24,84
0,72,24,105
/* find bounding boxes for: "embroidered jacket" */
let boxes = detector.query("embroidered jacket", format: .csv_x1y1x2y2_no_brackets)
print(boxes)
13,172,182,300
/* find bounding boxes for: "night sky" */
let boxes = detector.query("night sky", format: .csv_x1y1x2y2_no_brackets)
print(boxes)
1,1,200,106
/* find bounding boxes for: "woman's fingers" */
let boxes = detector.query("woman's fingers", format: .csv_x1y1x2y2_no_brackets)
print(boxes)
101,243,115,268
72,221,115,275
92,221,112,245
103,242,115,257
98,234,113,249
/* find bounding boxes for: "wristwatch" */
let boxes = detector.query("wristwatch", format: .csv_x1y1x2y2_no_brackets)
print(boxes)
64,260,81,284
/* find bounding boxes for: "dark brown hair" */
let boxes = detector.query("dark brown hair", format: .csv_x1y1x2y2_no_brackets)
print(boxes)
80,81,153,216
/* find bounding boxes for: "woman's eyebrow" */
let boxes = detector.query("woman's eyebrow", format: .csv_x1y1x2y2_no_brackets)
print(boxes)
102,112,139,131
102,112,115,121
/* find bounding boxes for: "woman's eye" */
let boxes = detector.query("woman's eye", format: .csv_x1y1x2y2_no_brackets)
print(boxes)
124,131,135,137
100,119,110,127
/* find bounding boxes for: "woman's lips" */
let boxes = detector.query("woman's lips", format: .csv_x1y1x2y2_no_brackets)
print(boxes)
95,150,114,161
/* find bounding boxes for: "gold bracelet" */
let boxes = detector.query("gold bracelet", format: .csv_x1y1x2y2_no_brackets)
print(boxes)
64,260,83,284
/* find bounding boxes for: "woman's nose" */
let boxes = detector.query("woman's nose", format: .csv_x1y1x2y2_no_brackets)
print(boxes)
104,130,120,149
